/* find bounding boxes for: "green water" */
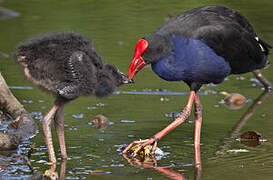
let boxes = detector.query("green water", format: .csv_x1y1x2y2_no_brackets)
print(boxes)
0,0,273,179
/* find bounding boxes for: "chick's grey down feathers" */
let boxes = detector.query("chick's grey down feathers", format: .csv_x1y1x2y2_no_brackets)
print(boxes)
15,32,126,100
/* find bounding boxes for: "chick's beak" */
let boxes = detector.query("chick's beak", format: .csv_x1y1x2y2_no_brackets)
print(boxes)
120,72,134,84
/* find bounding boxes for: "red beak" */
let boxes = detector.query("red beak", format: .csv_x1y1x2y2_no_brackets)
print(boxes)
128,39,148,79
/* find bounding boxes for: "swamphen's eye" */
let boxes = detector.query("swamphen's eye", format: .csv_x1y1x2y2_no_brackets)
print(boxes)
144,49,150,54
156,45,164,53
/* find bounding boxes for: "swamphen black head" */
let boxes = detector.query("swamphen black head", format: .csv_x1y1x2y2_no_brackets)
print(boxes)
123,6,272,158
15,32,132,163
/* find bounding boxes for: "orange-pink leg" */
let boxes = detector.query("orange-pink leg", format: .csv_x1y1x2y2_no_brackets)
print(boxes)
123,90,196,156
43,105,59,164
193,94,202,167
54,104,68,160
156,167,187,180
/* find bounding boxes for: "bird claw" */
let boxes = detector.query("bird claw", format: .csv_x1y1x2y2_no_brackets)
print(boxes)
122,137,158,157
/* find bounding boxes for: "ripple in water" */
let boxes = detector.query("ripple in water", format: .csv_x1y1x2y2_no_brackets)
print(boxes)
72,114,84,119
120,120,136,123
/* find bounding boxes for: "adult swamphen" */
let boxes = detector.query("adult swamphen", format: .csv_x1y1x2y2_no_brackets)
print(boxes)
123,6,272,159
15,32,132,164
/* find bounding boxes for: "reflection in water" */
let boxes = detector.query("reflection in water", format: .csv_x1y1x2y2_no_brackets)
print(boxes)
216,88,272,156
122,142,202,180
123,153,188,180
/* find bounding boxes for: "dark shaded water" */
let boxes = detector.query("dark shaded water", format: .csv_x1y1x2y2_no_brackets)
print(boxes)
0,0,273,179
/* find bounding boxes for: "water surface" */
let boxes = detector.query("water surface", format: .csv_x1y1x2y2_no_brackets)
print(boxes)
0,0,273,179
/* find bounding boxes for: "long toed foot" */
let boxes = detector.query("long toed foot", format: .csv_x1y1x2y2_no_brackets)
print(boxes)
42,105,60,164
122,137,159,157
123,90,196,156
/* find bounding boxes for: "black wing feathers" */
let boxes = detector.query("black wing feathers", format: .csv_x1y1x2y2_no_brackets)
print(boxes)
156,6,271,74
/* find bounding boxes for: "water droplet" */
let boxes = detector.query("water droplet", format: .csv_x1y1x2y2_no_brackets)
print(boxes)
143,88,152,92
117,41,124,46
69,127,77,131
250,78,259,83
164,112,179,118
72,156,82,160
8,86,33,90
206,83,217,87
246,99,253,103
65,176,82,179
113,91,120,94
31,112,43,120
160,97,169,102
188,120,194,124
156,88,168,92
203,90,217,95
72,114,83,119
31,112,42,116
236,76,245,80
120,120,136,123
32,152,46,156
23,100,33,104
110,163,124,167
227,149,249,153
86,154,100,158
36,160,48,164
96,103,104,107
